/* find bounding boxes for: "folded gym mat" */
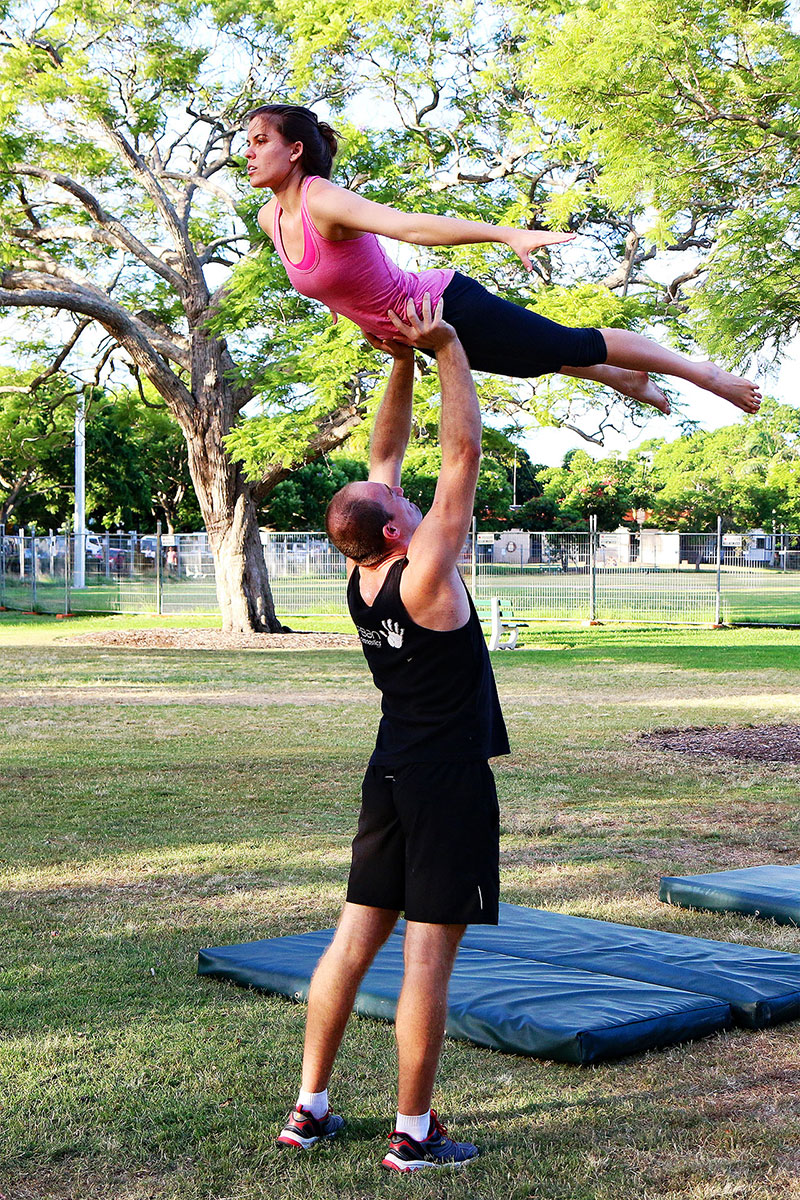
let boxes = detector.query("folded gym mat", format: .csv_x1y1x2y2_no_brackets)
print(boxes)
660,864,800,929
198,924,731,1064
460,903,800,1029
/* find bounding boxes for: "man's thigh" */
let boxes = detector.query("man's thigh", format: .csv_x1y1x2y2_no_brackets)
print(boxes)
346,765,406,912
395,760,500,926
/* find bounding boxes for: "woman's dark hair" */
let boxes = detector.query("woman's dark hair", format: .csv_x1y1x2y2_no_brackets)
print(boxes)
248,103,339,179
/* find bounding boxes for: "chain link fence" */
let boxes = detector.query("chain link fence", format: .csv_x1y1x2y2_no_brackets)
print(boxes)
2,522,800,626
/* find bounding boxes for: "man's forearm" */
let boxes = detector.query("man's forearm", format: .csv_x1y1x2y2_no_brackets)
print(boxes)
369,356,415,481
436,336,481,464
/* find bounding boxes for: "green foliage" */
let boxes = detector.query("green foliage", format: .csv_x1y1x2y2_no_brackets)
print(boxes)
0,373,197,532
533,398,800,533
539,449,637,530
0,370,77,527
3,0,799,542
527,0,800,355
641,400,800,530
530,283,648,330
261,458,366,529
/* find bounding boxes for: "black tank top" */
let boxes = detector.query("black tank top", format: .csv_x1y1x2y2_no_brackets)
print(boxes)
348,558,510,765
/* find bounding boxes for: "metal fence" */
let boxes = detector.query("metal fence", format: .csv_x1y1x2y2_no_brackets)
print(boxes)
2,521,800,626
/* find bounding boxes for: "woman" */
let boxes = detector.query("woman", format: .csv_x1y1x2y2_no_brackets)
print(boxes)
245,103,761,417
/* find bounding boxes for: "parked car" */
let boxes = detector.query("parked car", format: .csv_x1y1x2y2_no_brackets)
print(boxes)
84,534,104,561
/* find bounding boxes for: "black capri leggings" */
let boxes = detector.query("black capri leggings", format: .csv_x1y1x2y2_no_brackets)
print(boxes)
437,271,607,378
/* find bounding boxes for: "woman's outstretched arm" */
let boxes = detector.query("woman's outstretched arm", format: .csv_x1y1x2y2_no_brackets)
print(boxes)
306,179,574,271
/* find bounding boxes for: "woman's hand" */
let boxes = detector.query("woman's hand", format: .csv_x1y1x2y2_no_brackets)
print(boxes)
504,228,576,271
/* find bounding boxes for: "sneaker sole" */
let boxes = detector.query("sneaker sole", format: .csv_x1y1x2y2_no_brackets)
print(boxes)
382,1154,474,1172
277,1130,321,1149
278,1129,341,1149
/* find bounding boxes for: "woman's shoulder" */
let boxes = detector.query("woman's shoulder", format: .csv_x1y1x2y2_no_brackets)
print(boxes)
304,176,355,216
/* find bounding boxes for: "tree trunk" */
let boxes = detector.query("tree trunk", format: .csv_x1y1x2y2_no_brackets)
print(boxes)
187,449,282,633
183,339,282,633
209,486,281,633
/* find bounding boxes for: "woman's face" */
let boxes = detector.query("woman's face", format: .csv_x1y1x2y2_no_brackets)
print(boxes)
245,117,302,189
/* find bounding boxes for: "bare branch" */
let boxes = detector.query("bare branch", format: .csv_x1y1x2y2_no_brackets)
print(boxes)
416,88,441,124
159,171,241,213
11,167,187,293
99,126,207,302
26,317,93,391
197,234,250,266
0,271,194,413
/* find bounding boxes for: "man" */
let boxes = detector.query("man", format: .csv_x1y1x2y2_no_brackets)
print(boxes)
277,296,509,1172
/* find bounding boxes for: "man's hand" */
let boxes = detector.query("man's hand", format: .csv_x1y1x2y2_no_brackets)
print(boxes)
386,293,457,351
504,228,576,272
362,331,414,362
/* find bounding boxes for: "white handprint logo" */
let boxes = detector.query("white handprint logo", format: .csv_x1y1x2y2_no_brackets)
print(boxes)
380,619,405,649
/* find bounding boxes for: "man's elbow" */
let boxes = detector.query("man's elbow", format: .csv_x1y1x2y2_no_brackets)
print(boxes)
450,439,482,470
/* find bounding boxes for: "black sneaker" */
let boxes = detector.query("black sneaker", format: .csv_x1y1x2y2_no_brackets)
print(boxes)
277,1105,345,1149
381,1111,480,1172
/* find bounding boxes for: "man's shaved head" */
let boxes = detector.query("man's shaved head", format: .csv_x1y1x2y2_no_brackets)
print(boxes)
326,483,392,564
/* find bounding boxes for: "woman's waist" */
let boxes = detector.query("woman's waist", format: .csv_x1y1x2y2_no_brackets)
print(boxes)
294,262,455,333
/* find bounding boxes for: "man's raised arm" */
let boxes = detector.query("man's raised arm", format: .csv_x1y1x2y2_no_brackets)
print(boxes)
386,296,482,623
364,333,415,487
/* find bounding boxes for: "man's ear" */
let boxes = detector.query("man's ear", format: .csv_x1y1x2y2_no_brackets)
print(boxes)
383,522,401,543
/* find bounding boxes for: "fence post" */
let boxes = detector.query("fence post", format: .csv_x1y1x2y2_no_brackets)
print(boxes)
714,515,722,626
156,521,163,616
589,514,598,623
30,523,37,610
470,515,477,601
0,522,4,609
64,521,71,614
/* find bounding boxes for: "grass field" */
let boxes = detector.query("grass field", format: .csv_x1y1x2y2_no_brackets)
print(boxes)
2,613,800,1200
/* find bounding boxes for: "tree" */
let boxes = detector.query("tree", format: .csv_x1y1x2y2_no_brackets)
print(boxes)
537,450,637,530
641,399,800,530
0,0,370,630
3,0,790,632
0,368,76,529
261,458,367,530
527,0,800,364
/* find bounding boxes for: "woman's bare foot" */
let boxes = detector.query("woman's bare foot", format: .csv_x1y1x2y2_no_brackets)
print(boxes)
695,362,762,413
615,370,671,414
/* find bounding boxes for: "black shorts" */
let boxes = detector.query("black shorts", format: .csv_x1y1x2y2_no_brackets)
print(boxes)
437,271,607,378
346,760,500,925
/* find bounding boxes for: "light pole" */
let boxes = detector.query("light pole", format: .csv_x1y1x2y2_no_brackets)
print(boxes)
73,391,86,588
509,448,521,513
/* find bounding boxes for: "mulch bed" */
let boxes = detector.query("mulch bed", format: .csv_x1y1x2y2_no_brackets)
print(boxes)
65,629,359,651
640,724,800,763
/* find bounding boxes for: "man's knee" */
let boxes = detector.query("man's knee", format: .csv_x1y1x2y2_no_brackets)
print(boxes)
403,922,466,972
329,904,398,970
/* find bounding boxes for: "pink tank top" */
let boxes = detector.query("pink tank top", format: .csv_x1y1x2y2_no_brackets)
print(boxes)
272,176,454,339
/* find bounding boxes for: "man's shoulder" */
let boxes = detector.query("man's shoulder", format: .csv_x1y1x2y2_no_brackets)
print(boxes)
399,559,470,631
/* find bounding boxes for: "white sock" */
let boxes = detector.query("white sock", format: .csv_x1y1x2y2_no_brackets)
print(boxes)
395,1110,432,1142
297,1087,329,1119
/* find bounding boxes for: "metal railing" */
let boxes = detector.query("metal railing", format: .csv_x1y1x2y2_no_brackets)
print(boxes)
2,521,800,626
